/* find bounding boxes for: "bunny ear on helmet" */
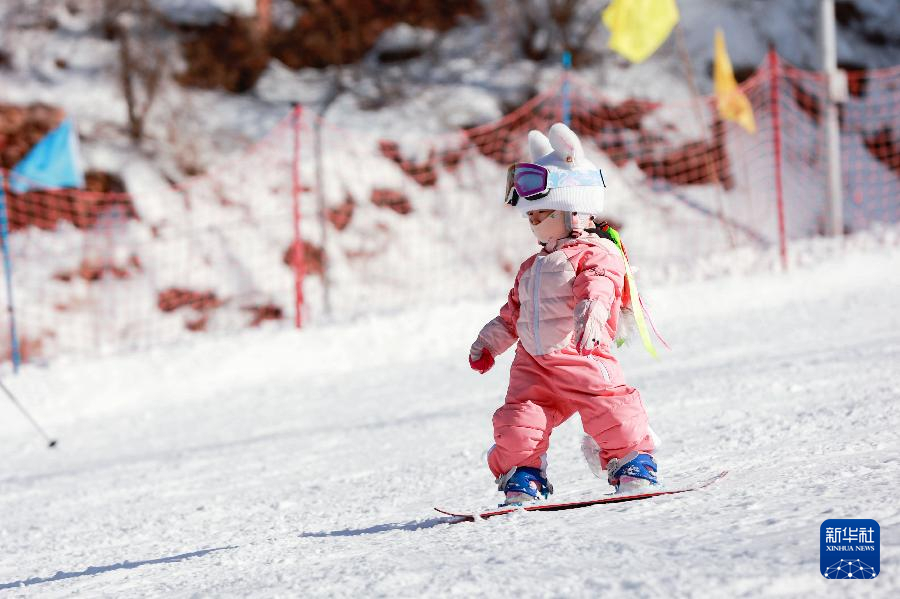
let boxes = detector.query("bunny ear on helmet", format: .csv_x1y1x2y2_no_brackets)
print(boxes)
513,122,605,218
548,122,585,164
527,130,553,161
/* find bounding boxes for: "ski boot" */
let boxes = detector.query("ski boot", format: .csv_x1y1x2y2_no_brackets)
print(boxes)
496,466,553,506
607,451,658,494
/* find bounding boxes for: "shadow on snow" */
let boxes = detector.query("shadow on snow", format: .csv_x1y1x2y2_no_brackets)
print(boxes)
299,517,454,537
0,546,236,590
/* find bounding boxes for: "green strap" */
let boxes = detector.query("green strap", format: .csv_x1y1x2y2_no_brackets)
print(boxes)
621,251,658,358
602,226,658,359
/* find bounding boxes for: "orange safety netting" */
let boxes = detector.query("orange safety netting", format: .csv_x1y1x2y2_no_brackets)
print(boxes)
1,53,898,364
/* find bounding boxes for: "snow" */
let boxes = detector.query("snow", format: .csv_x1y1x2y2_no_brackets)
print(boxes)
372,23,438,58
150,0,257,25
254,62,338,106
1,228,899,596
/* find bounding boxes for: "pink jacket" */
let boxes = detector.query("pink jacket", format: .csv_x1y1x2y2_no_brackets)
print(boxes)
478,233,625,357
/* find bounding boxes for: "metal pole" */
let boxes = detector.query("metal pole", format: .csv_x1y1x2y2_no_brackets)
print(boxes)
1,378,57,447
562,51,572,126
0,173,22,371
768,48,788,271
820,0,845,237
291,103,305,329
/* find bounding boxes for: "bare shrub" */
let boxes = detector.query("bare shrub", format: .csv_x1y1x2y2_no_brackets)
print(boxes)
103,0,168,141
495,0,605,66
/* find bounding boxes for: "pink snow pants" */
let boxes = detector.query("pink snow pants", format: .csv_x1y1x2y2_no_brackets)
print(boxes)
487,343,654,478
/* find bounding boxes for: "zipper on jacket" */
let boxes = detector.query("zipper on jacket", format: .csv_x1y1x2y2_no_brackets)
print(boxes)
532,256,545,354
589,354,612,382
596,359,611,383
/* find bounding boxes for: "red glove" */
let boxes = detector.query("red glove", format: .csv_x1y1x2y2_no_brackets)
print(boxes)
468,341,495,374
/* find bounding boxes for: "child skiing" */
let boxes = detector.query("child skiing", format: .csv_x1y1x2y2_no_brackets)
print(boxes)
469,123,659,505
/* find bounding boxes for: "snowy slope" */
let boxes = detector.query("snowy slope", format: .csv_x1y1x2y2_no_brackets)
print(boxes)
1,228,898,597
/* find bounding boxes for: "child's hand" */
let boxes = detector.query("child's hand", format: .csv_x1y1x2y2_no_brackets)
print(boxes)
469,339,495,374
574,299,607,354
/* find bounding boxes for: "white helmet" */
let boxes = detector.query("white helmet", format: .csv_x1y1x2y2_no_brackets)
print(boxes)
507,122,606,218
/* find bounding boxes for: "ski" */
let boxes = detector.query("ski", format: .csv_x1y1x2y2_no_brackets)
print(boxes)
435,470,728,522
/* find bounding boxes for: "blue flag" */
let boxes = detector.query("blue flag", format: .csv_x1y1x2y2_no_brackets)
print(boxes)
0,119,83,371
9,118,85,193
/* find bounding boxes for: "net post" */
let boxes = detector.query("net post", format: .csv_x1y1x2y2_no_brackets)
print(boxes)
291,103,305,329
768,47,788,271
820,0,845,237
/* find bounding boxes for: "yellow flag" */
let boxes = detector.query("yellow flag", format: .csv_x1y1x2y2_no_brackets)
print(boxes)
714,28,756,133
602,0,680,64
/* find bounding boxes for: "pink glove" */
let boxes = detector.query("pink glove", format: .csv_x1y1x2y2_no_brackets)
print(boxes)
573,299,607,355
469,338,495,374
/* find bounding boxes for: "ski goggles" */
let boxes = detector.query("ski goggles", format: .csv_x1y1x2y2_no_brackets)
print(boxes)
504,162,607,206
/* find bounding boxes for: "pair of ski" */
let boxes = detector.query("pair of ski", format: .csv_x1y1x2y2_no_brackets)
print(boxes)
435,470,728,522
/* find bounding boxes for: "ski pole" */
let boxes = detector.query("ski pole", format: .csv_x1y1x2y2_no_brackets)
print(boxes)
0,379,57,448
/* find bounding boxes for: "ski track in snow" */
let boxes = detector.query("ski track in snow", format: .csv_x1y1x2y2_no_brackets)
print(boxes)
1,242,899,598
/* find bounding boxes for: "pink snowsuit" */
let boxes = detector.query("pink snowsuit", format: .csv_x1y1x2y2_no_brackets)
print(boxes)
477,232,655,479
